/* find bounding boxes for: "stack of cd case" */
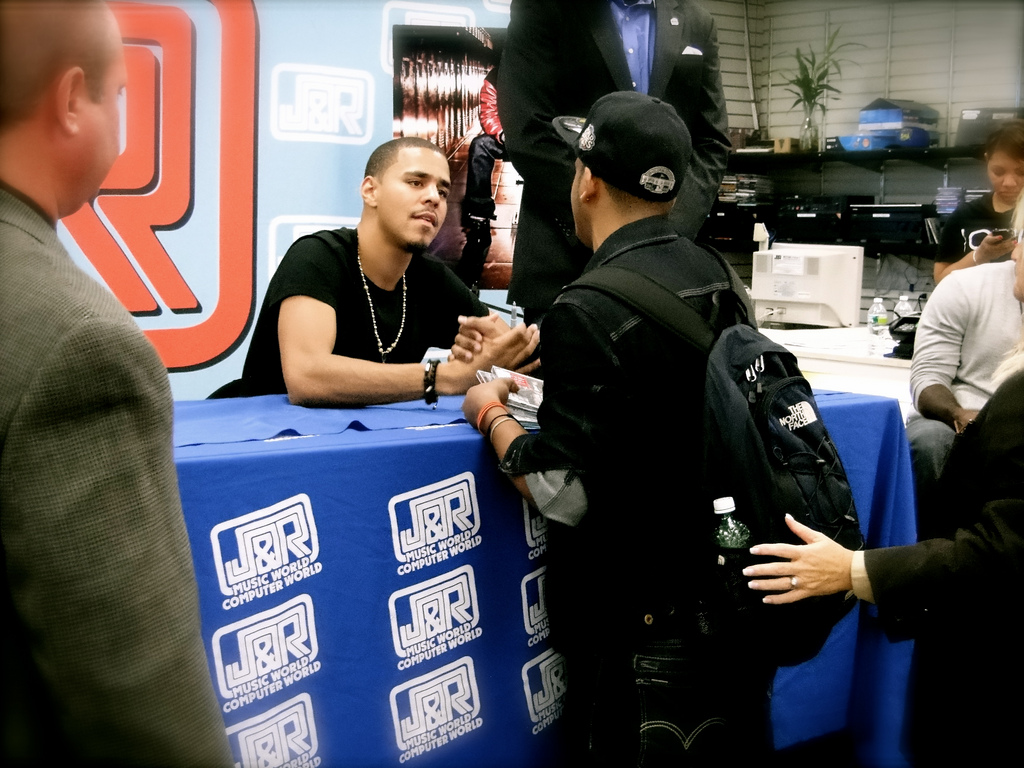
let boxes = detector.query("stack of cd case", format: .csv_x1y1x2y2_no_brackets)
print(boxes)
475,366,542,430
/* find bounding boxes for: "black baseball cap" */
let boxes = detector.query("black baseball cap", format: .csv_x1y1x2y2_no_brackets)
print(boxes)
552,91,692,202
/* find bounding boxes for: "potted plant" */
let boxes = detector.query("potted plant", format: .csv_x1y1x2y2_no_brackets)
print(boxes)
777,27,861,151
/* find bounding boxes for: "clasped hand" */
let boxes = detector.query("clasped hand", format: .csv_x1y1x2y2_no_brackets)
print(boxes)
449,313,540,375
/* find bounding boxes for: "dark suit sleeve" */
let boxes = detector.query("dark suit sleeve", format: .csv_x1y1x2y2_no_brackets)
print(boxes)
1,318,232,766
865,498,1024,637
670,9,730,238
497,0,577,221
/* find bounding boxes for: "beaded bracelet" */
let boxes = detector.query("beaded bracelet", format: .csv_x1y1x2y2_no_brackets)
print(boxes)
423,359,440,407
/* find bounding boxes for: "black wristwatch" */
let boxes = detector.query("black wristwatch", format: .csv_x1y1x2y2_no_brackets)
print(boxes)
423,359,439,408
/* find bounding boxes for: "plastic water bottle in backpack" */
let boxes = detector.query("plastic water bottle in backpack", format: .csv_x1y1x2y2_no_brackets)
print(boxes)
713,496,751,549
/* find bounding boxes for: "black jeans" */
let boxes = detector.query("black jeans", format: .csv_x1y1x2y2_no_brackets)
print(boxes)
561,638,774,767
464,133,506,205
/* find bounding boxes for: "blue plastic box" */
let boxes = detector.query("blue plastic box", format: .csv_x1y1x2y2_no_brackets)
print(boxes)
858,98,939,132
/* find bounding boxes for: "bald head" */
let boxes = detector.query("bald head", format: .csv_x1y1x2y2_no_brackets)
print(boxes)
0,0,125,220
0,0,113,131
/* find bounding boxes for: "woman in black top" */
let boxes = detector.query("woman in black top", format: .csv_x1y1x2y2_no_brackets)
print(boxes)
934,119,1024,283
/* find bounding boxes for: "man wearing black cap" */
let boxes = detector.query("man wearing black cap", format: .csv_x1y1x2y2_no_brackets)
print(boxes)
462,91,773,765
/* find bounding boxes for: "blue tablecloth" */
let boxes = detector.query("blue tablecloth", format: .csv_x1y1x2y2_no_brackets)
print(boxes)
173,391,916,768
772,391,917,767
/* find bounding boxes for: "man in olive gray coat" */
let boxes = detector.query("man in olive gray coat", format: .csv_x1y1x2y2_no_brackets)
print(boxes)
0,2,231,764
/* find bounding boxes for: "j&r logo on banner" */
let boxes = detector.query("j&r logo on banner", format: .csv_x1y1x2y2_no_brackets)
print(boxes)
389,473,482,575
227,693,320,768
523,501,548,560
522,648,567,735
212,594,321,712
61,1,258,371
211,494,323,609
380,2,477,74
389,566,482,670
390,656,483,760
521,567,549,646
271,64,374,145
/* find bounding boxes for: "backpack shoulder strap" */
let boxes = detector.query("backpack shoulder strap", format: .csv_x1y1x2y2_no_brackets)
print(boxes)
569,265,716,355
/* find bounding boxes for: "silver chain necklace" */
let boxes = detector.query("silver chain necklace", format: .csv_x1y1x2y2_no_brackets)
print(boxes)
357,245,407,362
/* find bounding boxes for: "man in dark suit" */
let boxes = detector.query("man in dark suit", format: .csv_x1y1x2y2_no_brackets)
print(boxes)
0,2,231,764
498,0,730,322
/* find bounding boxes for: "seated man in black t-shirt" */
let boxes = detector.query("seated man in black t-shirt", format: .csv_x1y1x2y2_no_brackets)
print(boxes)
240,137,538,406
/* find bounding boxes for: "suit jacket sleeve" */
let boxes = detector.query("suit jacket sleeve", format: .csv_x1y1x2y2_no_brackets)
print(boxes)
670,8,730,237
1,317,232,766
497,0,577,222
864,498,1024,637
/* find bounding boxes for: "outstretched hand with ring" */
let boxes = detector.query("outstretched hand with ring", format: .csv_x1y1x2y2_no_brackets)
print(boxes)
743,514,856,605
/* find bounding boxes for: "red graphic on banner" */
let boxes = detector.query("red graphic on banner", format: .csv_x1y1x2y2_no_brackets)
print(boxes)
62,0,258,371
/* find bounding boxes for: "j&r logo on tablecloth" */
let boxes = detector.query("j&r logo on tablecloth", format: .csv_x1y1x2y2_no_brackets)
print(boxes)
521,567,549,647
211,494,323,609
390,656,483,760
227,693,319,768
212,594,321,712
389,566,483,670
522,648,567,735
389,473,482,575
523,501,548,560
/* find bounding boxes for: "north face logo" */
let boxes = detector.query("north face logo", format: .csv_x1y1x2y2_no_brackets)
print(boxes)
779,401,817,431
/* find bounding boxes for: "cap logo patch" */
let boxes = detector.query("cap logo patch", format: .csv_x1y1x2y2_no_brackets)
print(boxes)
579,124,596,151
639,166,675,195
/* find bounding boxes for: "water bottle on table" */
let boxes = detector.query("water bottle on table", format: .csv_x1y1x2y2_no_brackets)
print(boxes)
894,294,914,320
868,297,889,336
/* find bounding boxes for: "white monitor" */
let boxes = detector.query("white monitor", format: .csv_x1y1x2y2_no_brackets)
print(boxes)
750,243,864,328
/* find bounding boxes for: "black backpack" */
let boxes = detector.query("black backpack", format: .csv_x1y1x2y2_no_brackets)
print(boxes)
569,257,865,666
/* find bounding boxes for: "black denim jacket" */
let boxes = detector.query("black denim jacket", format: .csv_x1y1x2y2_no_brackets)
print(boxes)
500,216,731,646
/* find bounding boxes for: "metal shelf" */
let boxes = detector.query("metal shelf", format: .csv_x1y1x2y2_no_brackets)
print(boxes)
728,145,984,175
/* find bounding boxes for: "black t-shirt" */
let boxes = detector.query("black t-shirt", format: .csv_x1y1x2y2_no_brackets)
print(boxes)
241,228,487,396
937,193,1014,263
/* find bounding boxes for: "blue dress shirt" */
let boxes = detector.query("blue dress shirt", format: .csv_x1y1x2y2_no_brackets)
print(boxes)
608,0,657,94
